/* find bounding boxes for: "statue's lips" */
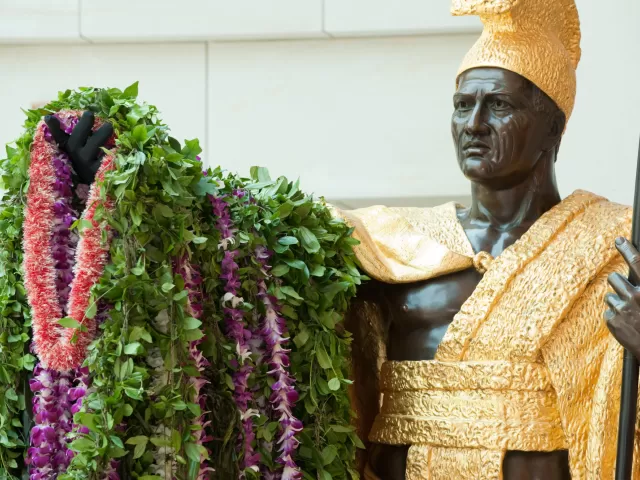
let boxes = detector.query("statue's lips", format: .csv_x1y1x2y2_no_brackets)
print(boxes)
463,141,491,155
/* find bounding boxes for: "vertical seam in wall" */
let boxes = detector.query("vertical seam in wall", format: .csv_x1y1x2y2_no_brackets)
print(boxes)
322,0,334,39
78,0,92,43
204,42,210,161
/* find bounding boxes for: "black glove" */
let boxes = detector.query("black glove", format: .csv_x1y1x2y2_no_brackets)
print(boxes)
44,111,113,184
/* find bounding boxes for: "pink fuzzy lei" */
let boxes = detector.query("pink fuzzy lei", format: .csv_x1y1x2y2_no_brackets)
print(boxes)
24,111,116,372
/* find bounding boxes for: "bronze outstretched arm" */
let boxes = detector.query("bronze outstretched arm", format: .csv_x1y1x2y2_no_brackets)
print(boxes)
44,110,113,184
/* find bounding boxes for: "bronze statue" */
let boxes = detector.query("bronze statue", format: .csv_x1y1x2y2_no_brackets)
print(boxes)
338,0,640,478
347,66,574,480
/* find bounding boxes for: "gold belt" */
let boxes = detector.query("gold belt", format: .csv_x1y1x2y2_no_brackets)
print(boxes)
369,360,567,479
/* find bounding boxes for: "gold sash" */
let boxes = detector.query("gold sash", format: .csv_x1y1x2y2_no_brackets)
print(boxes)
371,361,566,479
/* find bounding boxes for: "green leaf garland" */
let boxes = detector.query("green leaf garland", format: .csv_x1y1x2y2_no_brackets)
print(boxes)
0,84,364,479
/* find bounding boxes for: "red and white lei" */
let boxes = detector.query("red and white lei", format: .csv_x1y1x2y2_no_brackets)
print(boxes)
24,111,116,372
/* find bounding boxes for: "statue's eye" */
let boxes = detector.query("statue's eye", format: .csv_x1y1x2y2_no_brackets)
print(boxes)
456,100,471,111
492,99,511,111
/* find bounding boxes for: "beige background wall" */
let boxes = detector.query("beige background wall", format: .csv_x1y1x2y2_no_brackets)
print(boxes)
0,0,638,208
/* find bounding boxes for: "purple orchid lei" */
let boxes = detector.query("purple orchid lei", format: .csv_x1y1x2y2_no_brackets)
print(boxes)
176,256,214,478
27,366,75,478
210,192,261,474
255,246,303,480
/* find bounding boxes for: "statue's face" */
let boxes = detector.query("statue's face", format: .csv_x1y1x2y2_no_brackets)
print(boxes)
451,67,561,187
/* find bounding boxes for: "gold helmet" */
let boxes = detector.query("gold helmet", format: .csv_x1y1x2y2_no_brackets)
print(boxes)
452,0,581,121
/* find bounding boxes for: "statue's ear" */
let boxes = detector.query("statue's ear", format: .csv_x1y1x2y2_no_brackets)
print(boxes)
543,110,566,152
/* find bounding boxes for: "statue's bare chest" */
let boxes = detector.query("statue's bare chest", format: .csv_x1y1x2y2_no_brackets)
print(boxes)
382,268,483,361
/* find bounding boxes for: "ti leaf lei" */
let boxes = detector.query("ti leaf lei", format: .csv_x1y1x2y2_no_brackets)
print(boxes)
0,84,364,480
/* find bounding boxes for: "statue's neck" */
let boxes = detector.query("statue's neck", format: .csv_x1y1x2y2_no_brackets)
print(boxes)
466,154,561,232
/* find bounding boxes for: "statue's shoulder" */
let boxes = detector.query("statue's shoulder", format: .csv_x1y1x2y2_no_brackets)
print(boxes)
331,201,468,244
563,190,631,238
329,201,474,283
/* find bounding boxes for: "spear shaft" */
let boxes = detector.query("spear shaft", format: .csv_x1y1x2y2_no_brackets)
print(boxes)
615,136,640,480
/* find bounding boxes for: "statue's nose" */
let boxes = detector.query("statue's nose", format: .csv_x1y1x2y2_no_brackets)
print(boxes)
464,103,489,135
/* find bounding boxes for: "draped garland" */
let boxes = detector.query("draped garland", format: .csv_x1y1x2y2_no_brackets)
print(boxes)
0,84,363,480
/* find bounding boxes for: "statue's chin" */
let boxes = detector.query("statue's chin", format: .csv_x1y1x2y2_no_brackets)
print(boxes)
460,156,496,182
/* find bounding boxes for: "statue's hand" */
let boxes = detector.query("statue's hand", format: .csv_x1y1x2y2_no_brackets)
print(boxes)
44,111,113,184
605,237,640,360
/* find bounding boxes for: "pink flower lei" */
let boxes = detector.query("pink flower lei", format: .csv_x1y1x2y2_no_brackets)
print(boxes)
23,111,116,372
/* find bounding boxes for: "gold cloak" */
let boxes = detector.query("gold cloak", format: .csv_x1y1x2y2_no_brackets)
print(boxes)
339,191,640,479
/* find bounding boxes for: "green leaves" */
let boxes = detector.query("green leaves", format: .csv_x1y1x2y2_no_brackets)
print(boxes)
70,437,96,453
154,203,174,218
271,264,290,277
299,226,320,253
183,317,202,330
123,342,143,355
123,81,139,98
129,326,153,343
184,442,201,463
0,78,364,479
126,435,149,459
59,317,82,329
278,236,298,246
12,84,222,480
327,378,341,391
315,342,332,369
245,167,363,478
280,286,303,301
85,301,97,319
0,133,31,473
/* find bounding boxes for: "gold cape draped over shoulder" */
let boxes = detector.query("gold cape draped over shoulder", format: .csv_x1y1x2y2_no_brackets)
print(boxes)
336,190,640,479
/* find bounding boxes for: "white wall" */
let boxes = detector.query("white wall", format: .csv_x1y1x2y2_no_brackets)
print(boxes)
0,0,638,207
0,43,207,156
207,35,476,201
557,0,640,205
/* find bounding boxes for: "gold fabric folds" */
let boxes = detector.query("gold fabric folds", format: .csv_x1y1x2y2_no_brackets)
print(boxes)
334,202,474,284
337,191,639,478
371,361,566,479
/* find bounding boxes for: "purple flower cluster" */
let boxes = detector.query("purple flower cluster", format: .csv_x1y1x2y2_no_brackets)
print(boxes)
27,365,87,478
210,195,236,251
210,193,260,473
225,250,260,472
45,116,80,318
43,114,78,143
51,152,78,310
255,247,303,480
102,460,121,480
177,257,214,478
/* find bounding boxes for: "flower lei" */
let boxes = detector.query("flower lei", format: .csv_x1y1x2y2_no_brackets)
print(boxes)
0,85,363,480
256,247,303,480
24,112,115,371
22,111,116,479
211,193,262,475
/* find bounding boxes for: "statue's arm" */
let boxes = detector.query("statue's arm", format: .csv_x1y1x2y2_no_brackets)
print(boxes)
345,280,389,472
45,111,113,184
